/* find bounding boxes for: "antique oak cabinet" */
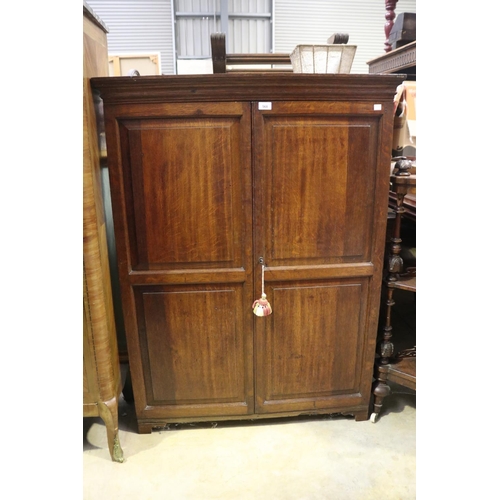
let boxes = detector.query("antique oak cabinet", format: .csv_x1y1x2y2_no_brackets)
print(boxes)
91,73,404,433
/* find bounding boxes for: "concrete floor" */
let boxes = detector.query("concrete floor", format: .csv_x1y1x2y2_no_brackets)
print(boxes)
83,383,415,500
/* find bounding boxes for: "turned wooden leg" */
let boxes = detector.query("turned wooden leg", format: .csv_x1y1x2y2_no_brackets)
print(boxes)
384,0,399,52
372,363,391,421
97,398,124,463
371,284,396,422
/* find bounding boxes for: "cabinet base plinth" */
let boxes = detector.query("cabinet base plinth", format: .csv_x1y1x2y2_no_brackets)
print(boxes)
135,406,371,434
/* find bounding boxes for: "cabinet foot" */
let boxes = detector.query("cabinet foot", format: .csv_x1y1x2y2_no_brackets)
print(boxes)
97,399,124,462
137,423,154,434
353,410,369,422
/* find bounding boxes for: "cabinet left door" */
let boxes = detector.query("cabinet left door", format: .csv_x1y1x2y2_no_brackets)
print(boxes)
105,102,255,427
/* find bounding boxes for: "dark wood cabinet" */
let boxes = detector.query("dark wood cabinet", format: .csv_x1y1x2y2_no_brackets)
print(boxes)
91,73,404,433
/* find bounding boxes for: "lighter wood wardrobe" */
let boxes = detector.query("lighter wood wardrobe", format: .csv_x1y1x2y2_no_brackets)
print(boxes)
83,2,123,461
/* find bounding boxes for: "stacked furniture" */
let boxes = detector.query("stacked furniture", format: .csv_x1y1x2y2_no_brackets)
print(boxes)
210,32,353,74
210,33,292,73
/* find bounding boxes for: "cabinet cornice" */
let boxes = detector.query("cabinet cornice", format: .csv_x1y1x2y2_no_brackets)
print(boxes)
91,73,405,104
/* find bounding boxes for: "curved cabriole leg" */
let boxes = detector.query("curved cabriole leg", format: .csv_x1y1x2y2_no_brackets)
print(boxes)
97,398,124,463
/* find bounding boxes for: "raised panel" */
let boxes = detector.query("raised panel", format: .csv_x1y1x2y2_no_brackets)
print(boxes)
134,122,234,266
135,285,253,417
118,109,249,271
257,106,381,267
270,123,350,260
255,279,368,413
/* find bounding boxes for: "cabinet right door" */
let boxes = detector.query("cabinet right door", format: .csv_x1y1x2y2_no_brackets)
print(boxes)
252,101,390,417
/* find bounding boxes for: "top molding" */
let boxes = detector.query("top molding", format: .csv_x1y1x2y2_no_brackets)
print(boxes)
91,73,406,105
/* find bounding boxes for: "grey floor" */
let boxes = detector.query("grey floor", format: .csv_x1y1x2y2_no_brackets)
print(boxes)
83,387,415,500
83,289,416,500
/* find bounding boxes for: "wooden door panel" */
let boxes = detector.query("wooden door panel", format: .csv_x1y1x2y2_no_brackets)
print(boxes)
128,122,236,267
134,284,253,418
255,105,380,267
107,102,255,421
253,102,385,415
117,105,249,271
255,279,368,413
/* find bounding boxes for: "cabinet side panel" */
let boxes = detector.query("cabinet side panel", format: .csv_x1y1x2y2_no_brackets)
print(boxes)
83,14,121,405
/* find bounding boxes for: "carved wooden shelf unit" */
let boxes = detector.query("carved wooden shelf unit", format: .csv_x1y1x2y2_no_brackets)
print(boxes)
91,72,404,434
371,164,416,422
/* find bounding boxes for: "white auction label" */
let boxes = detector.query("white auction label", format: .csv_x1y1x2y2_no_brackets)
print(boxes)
258,102,273,110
